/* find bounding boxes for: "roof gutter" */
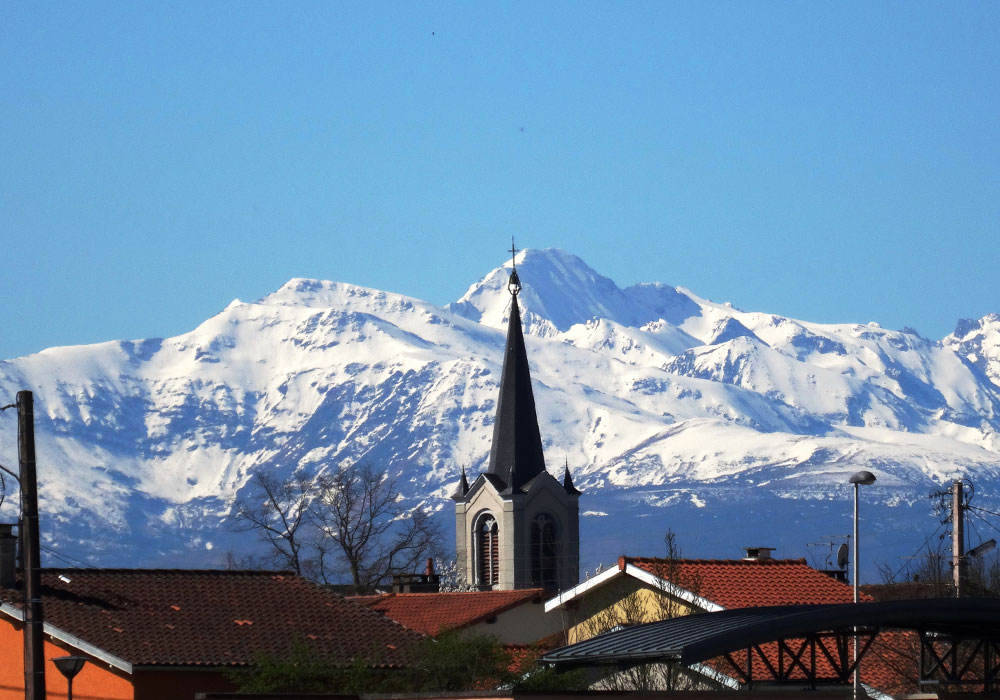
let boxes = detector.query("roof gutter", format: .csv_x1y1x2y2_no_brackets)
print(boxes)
0,602,133,674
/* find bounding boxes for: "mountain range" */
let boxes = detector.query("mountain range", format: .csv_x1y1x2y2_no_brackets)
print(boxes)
2,248,1000,578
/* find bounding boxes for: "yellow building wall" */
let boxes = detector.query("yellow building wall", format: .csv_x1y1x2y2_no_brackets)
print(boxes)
561,576,699,645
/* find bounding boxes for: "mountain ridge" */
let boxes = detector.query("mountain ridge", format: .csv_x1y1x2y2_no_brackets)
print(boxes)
2,248,1000,574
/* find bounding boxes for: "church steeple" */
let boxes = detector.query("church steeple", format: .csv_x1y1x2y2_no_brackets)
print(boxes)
453,466,470,498
563,458,581,495
453,243,580,592
486,250,546,494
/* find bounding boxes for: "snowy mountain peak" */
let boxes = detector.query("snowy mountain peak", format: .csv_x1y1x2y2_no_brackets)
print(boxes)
3,250,1000,574
258,278,421,311
945,313,1000,388
448,248,691,334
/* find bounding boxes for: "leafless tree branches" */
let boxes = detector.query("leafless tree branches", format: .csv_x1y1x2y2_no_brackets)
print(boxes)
233,463,441,593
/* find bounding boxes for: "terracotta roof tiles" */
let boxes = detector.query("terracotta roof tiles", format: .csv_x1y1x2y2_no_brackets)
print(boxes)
624,556,866,608
0,569,424,668
350,589,545,636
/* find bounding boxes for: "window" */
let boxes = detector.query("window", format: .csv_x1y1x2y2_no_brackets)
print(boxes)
475,513,499,587
531,513,558,588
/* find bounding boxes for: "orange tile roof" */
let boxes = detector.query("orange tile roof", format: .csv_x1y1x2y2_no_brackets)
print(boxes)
1,569,424,668
350,589,545,636
624,556,867,608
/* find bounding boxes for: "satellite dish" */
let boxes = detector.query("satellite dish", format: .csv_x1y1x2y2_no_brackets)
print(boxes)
837,543,849,569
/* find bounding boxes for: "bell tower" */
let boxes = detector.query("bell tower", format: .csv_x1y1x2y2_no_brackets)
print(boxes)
453,244,581,591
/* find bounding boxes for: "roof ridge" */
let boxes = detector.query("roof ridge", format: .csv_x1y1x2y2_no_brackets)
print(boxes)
362,588,544,598
40,568,298,575
625,556,811,565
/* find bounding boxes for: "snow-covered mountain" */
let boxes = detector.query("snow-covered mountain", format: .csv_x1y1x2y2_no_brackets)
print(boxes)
2,249,1000,576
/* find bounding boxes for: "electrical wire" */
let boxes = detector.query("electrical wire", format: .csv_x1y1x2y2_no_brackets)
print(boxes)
881,518,949,583
966,506,1000,540
968,511,983,551
39,544,99,569
968,504,1000,520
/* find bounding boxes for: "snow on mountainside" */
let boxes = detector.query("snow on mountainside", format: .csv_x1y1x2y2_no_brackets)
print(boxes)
946,314,1000,388
2,248,1000,574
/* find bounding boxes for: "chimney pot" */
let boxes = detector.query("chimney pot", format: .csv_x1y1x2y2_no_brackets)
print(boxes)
743,547,775,561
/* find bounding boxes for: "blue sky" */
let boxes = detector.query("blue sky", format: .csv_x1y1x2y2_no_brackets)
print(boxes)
3,3,999,360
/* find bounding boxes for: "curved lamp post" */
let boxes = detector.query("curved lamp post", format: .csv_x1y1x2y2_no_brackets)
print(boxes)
848,470,876,700
52,656,87,700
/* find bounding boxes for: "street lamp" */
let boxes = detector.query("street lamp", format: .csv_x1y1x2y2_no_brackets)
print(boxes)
848,470,876,700
52,656,87,700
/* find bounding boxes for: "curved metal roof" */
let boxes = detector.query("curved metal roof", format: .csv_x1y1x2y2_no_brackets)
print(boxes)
542,598,1000,668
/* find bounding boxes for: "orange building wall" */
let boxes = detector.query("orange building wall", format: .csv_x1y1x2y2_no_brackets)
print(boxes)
0,617,133,700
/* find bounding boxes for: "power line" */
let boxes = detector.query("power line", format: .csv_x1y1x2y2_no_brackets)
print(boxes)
966,507,1000,541
882,518,949,583
968,504,1000,520
39,544,98,569
968,511,983,551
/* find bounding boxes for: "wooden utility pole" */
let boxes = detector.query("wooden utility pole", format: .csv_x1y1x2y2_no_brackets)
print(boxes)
952,479,965,598
17,390,45,700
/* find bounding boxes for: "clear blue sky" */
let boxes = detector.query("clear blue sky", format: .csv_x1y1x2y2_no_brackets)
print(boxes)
3,2,999,360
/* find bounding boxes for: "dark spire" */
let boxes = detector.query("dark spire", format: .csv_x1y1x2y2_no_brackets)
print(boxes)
487,265,546,494
452,466,470,500
563,458,581,495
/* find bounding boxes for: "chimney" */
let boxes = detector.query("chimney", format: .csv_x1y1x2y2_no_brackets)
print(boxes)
743,547,775,561
0,524,16,588
391,560,441,594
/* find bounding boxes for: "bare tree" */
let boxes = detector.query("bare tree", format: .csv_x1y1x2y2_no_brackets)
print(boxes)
233,463,440,592
234,471,315,576
310,463,440,593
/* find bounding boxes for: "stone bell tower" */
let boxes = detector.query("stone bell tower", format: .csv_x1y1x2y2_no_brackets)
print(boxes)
453,247,580,591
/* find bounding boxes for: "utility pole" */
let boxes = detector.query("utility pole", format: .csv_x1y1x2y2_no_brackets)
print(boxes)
17,391,45,700
952,480,965,598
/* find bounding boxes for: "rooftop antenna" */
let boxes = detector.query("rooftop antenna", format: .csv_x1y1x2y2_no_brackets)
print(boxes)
837,542,850,570
807,534,849,568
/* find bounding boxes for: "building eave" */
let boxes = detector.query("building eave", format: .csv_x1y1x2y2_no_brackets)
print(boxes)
542,561,725,614
623,563,724,613
0,601,134,674
544,565,623,612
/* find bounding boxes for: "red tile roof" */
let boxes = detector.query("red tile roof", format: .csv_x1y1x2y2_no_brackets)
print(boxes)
1,569,424,668
350,589,545,636
624,556,866,608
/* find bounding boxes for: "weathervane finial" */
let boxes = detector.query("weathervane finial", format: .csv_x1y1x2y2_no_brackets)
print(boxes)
507,237,521,296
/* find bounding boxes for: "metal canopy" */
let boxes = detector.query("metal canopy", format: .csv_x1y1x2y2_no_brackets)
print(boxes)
542,598,1000,669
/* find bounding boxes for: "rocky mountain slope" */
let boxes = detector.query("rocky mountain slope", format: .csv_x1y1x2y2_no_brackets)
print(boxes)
2,249,1000,576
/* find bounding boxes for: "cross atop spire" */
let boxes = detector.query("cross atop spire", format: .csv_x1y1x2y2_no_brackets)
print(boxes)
508,237,521,296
